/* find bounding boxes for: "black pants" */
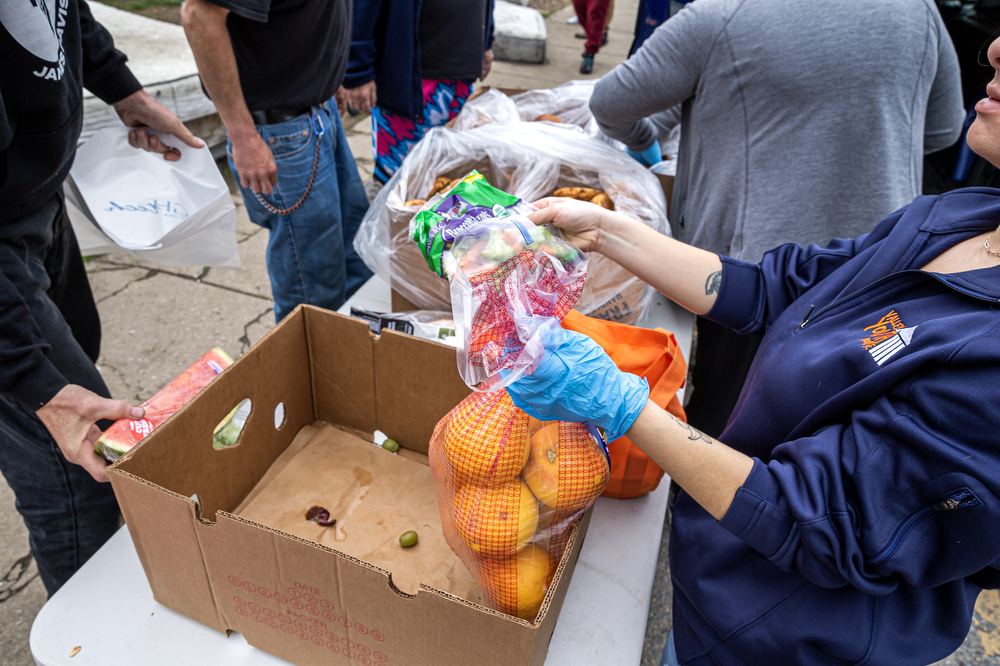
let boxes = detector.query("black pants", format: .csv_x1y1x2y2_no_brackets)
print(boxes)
683,317,764,439
0,190,119,595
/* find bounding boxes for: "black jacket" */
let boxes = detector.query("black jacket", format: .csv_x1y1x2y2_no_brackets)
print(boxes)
0,0,141,409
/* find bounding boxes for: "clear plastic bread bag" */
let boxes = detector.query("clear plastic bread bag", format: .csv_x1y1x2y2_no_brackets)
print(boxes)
353,122,669,325
448,88,521,130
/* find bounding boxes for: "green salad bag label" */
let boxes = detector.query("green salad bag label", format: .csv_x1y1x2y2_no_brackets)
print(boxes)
410,171,530,277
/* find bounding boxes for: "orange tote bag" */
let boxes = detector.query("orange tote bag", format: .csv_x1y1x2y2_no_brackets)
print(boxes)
562,309,688,499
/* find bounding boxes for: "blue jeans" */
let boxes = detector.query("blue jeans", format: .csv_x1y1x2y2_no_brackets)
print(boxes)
0,191,120,596
660,629,678,666
228,99,372,321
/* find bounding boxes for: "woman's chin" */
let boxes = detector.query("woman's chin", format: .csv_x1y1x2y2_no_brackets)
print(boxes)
966,117,1000,169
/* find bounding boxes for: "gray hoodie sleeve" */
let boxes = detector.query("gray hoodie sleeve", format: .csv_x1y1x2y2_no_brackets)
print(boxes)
589,2,725,151
649,105,682,137
922,4,965,154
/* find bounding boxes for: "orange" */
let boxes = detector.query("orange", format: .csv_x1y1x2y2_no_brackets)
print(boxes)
453,480,538,557
478,545,552,620
523,422,609,512
443,392,530,486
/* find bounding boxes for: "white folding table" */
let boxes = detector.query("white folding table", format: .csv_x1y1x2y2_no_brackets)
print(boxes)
30,276,694,666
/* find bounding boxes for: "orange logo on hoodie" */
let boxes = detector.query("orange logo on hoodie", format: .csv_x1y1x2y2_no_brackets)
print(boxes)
861,310,918,366
861,310,906,349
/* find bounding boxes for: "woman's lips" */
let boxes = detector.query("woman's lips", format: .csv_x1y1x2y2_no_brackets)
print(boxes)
975,95,1000,114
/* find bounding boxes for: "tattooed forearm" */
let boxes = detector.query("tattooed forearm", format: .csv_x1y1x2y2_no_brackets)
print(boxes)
705,270,722,296
668,413,714,444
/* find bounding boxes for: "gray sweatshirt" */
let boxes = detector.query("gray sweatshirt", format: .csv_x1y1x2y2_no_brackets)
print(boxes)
591,0,964,262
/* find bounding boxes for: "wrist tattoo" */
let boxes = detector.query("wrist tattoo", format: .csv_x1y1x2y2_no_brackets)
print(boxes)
668,413,714,444
705,270,722,296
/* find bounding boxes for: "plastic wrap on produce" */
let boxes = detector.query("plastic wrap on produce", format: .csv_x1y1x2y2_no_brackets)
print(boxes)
409,171,588,391
95,347,233,461
354,122,669,325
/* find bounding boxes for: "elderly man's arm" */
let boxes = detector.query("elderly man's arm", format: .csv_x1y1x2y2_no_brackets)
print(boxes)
181,0,275,193
590,3,719,151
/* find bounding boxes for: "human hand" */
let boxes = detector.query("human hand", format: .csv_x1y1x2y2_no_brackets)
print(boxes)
113,89,204,161
334,86,348,116
231,131,277,194
35,385,145,483
627,141,662,167
505,321,649,441
345,81,377,115
528,197,614,253
481,49,494,81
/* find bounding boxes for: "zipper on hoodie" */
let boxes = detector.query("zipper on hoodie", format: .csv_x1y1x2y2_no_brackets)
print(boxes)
867,490,981,567
797,270,1000,332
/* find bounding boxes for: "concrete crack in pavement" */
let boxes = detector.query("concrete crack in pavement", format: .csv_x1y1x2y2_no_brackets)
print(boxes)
239,307,274,353
0,553,39,603
96,268,158,304
86,264,139,274
93,259,271,302
237,227,265,244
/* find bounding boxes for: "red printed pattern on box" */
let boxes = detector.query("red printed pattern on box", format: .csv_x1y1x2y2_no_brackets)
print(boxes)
228,575,389,664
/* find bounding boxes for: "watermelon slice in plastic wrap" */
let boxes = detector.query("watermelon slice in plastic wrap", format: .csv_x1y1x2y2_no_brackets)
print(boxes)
95,347,233,462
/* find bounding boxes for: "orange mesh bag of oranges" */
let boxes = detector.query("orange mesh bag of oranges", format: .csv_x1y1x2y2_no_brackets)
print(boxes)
429,393,609,620
417,172,611,620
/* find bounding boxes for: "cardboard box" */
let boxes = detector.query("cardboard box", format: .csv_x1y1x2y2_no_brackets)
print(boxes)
109,306,592,666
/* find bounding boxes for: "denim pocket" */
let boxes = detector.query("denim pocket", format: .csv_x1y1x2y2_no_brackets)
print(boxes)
261,118,313,162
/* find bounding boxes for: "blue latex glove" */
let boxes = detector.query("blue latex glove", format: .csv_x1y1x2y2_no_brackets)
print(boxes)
504,323,650,442
627,141,662,167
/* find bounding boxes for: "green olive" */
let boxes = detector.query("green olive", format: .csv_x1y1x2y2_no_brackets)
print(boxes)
399,530,418,548
382,438,400,453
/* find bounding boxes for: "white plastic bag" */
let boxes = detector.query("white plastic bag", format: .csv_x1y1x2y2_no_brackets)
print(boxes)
509,80,624,149
354,122,669,325
454,81,625,150
66,127,239,268
448,88,521,130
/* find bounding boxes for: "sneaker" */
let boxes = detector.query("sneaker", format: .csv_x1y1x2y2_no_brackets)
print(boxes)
580,52,594,74
575,31,586,39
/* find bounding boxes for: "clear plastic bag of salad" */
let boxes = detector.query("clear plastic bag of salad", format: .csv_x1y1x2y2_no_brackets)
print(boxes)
410,171,587,391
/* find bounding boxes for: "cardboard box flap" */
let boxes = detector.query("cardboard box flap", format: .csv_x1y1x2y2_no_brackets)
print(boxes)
303,308,470,455
114,308,314,521
198,511,555,666
304,307,378,436
111,471,225,632
371,328,470,455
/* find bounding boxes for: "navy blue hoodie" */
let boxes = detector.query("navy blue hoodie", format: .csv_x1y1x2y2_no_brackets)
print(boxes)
672,188,1000,665
345,0,494,119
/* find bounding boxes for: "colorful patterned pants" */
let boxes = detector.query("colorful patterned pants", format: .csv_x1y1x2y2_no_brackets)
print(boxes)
372,79,473,183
